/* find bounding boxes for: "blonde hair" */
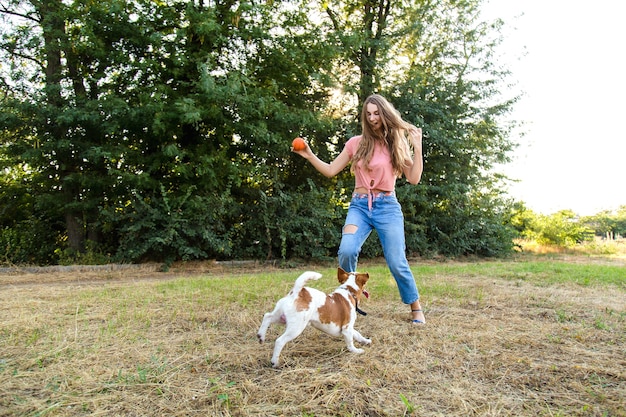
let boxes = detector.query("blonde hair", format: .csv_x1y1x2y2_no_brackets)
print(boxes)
352,94,413,177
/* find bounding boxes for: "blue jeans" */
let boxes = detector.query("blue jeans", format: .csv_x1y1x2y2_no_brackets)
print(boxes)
338,192,420,304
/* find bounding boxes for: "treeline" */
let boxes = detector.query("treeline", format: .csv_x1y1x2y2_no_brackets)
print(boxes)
1,0,519,266
513,206,626,247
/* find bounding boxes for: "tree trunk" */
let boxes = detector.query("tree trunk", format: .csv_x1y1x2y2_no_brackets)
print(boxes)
38,0,86,253
65,212,85,253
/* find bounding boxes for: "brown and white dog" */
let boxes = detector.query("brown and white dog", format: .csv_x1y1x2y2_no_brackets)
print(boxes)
257,267,371,367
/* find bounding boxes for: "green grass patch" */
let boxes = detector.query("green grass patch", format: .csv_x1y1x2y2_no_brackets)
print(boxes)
411,260,625,288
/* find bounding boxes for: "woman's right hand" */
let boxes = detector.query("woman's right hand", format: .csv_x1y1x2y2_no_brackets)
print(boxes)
291,139,313,159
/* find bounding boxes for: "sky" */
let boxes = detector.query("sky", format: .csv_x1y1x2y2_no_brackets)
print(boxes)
482,0,626,216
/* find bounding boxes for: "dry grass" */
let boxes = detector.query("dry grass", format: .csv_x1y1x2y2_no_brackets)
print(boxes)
516,238,626,260
0,258,624,417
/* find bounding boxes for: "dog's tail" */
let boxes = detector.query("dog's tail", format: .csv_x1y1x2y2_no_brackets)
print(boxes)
291,271,322,294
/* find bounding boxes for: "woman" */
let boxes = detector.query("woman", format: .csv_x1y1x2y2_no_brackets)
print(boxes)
292,94,425,325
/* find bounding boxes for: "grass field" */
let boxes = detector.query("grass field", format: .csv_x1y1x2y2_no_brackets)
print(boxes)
0,255,624,416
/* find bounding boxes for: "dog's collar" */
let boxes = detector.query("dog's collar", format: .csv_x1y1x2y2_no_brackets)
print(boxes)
355,302,367,316
340,285,368,316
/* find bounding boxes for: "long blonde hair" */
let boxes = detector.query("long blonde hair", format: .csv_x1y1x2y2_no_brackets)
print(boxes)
352,94,413,177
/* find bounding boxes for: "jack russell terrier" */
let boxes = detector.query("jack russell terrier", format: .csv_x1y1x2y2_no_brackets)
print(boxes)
257,267,371,367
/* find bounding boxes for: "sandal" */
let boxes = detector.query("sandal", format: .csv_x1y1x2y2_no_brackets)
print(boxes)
411,309,425,325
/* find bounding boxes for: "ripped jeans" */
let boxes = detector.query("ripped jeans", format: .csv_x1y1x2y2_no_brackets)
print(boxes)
338,192,420,305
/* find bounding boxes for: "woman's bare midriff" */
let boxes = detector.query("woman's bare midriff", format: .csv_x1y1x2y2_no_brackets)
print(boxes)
353,187,392,194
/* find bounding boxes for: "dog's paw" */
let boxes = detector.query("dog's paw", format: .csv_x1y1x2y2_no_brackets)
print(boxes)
257,334,265,344
353,348,365,354
362,338,372,345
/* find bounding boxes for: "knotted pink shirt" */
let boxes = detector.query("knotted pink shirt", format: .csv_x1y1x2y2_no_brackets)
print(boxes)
344,135,399,210
344,135,398,192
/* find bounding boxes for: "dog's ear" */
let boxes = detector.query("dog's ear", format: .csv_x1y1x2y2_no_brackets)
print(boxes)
337,267,349,284
355,272,369,289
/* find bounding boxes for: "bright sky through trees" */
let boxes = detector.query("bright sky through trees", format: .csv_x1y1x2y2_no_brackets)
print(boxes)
484,0,626,215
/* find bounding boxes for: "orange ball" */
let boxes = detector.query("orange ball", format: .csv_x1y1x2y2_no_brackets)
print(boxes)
292,137,306,151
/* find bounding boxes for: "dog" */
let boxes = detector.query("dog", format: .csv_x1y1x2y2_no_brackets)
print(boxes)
257,267,371,367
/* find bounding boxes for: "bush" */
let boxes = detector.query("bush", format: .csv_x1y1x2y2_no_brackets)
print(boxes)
0,219,60,265
230,179,345,261
524,210,594,247
107,184,234,266
399,184,517,257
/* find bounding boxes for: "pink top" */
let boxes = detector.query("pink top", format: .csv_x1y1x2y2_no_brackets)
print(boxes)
344,135,398,192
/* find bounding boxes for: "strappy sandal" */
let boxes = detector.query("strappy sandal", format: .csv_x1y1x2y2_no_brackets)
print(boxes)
411,309,425,325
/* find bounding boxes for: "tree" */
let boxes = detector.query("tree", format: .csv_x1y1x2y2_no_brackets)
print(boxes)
582,206,626,240
314,0,519,256
525,210,594,247
1,0,174,255
1,0,341,263
1,0,522,264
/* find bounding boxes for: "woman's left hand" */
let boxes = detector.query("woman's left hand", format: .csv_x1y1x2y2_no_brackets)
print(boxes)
408,126,422,148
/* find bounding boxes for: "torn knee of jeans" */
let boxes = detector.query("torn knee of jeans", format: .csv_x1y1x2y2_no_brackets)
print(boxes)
343,224,358,234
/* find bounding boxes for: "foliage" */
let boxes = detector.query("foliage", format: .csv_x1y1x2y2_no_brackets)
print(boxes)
104,184,235,266
399,183,517,257
512,207,595,247
0,0,524,264
0,173,62,264
0,219,60,265
580,206,626,239
230,179,346,261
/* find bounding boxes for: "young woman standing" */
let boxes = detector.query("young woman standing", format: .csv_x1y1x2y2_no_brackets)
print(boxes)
292,94,426,324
